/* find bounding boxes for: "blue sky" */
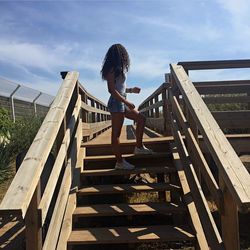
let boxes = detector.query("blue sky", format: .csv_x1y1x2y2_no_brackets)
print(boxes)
1,0,250,111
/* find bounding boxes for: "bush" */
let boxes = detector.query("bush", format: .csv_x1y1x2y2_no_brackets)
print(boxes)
0,108,43,181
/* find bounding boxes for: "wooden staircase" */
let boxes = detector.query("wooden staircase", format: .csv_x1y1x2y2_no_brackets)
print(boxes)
67,143,199,249
2,63,250,250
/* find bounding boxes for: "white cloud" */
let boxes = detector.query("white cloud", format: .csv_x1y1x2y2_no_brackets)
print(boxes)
217,0,250,50
130,52,170,79
0,39,101,74
0,40,64,73
133,15,221,42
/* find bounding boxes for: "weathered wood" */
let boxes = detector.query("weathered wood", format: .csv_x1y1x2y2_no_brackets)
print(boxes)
171,95,223,210
171,63,250,212
71,116,83,189
178,59,250,70
171,118,224,250
38,95,81,225
0,72,79,219
84,152,170,162
79,83,107,107
0,216,25,250
81,166,176,176
194,80,250,96
203,95,250,104
212,111,250,129
139,100,163,113
81,101,110,115
42,161,72,250
171,147,210,250
78,183,181,196
56,192,76,250
145,117,165,133
73,202,186,218
82,121,111,137
139,82,167,108
219,175,240,250
68,225,195,245
25,183,42,250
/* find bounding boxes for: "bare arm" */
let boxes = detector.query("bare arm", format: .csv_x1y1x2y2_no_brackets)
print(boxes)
106,71,135,110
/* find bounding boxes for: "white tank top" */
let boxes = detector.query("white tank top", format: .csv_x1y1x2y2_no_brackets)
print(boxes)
115,74,126,94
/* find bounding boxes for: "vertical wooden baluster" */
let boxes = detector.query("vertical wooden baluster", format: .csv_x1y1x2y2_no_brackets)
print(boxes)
219,174,240,250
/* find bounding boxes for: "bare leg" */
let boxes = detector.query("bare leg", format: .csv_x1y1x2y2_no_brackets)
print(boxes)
111,112,125,163
125,109,146,148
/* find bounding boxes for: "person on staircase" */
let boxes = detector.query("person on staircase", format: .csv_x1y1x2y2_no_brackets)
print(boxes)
101,43,153,170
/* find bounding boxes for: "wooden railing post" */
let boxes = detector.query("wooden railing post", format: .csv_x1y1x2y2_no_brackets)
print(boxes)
163,73,171,136
25,182,42,250
149,99,153,117
219,174,240,250
154,95,159,118
91,99,95,123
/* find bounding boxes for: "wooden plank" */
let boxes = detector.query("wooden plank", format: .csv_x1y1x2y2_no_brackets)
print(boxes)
171,119,224,250
73,202,186,217
219,175,240,250
171,146,210,250
171,64,250,212
68,225,195,245
25,184,42,250
72,113,84,189
178,59,250,70
139,100,164,113
171,95,223,210
81,166,176,176
139,82,167,108
194,80,250,87
42,161,72,250
82,127,170,146
0,71,79,219
203,95,250,104
196,83,250,95
84,152,170,161
79,83,107,107
212,111,250,129
82,121,111,138
56,192,76,250
38,95,81,225
0,217,25,250
44,113,80,250
81,101,110,115
78,183,181,196
145,117,165,133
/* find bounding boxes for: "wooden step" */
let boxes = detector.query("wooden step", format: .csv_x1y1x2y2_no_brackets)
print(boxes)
68,225,195,245
77,183,181,196
81,166,176,176
84,152,173,170
73,202,186,218
84,152,171,161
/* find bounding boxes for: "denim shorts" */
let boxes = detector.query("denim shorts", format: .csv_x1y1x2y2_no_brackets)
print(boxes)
107,94,127,113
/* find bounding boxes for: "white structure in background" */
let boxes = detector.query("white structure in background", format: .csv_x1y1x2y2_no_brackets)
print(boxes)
0,77,54,122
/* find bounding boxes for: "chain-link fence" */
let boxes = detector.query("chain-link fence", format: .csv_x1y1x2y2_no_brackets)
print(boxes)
0,77,54,121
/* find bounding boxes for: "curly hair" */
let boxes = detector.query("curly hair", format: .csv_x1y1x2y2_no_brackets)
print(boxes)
101,44,130,80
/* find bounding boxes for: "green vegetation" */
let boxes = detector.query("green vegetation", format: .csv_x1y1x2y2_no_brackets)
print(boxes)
0,108,43,182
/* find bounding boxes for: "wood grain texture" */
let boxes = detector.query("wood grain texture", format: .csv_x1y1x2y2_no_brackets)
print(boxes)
171,63,250,212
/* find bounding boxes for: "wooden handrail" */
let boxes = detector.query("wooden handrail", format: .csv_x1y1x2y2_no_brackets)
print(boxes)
138,81,170,135
0,71,111,250
178,59,250,70
0,71,79,219
171,63,250,211
139,82,168,108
